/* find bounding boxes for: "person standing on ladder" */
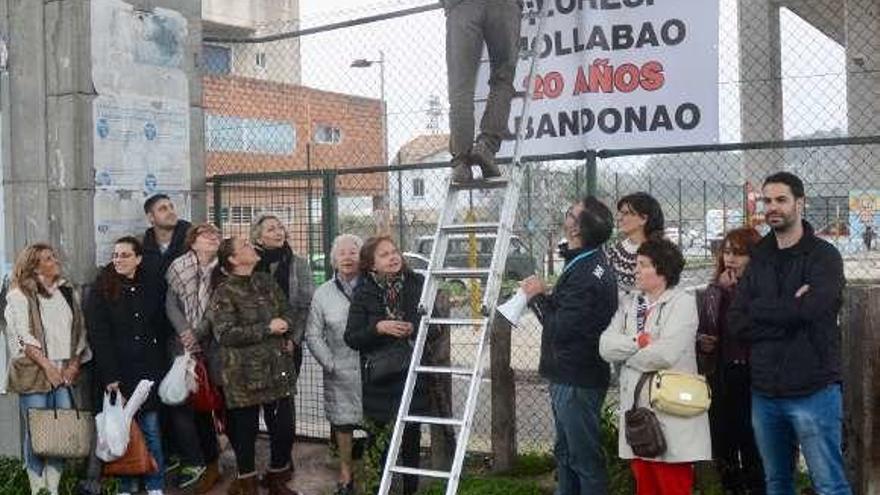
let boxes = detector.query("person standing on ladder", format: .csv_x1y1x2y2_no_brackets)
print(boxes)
444,0,523,182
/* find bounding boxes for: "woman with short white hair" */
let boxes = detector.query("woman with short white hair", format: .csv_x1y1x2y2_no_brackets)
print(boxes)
305,234,364,495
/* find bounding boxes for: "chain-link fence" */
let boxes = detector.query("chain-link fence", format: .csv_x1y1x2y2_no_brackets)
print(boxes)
201,0,880,456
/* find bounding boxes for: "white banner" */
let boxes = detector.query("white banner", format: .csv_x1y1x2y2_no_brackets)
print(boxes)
476,0,720,155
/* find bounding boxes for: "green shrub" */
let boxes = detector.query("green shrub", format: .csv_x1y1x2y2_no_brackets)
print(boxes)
418,477,546,495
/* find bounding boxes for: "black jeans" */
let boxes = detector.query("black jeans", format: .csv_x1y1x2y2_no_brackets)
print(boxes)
167,403,220,466
369,421,421,495
709,362,766,494
226,398,294,475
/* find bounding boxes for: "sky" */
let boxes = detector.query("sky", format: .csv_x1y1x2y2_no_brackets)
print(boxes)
295,0,848,161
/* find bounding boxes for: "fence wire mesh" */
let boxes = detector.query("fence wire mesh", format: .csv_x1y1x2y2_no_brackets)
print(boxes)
201,0,880,457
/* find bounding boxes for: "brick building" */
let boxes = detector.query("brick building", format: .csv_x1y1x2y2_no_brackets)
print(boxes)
203,74,385,254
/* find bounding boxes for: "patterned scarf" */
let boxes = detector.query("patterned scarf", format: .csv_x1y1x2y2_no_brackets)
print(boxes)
166,251,217,328
370,271,406,320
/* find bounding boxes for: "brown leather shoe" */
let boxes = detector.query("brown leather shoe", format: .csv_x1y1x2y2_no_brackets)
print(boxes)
471,140,500,179
195,461,221,494
227,475,258,495
266,469,300,495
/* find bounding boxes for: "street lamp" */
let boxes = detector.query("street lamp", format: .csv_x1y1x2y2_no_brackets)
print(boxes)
351,51,402,244
350,50,387,166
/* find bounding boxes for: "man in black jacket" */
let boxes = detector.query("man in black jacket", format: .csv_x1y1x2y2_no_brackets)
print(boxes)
521,196,618,495
729,172,852,495
140,194,197,486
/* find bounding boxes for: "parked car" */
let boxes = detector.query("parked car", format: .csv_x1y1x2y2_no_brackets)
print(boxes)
412,234,537,287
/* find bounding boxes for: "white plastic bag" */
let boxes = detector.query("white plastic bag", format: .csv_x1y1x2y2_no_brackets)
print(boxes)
124,379,154,422
159,352,197,405
95,391,128,462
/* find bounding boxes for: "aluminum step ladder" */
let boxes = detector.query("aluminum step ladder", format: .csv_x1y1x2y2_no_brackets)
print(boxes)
377,6,548,495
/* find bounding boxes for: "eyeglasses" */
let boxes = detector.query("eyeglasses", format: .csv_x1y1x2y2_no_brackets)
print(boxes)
112,252,136,259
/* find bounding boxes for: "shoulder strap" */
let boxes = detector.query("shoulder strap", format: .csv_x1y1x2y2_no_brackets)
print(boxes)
630,371,655,411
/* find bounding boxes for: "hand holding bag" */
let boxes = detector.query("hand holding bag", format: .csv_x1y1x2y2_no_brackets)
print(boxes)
102,420,158,477
190,357,223,413
624,372,667,458
27,386,94,459
649,370,711,417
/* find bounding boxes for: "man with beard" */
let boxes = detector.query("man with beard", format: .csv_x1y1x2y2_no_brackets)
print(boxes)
729,172,852,495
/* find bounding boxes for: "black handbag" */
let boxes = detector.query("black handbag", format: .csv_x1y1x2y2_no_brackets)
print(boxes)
363,339,413,384
624,372,667,458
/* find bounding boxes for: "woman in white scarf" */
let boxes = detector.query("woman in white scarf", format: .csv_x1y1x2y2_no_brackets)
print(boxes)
164,223,222,493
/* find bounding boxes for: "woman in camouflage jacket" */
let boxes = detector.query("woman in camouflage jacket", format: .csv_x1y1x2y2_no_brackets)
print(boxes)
204,236,301,495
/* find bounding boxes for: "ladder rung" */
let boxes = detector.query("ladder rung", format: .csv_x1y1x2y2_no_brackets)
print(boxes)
431,268,490,278
415,365,474,376
405,415,464,426
450,177,509,191
440,222,500,234
390,466,452,479
427,317,486,326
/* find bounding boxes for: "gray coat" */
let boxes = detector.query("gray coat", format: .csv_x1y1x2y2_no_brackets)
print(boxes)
305,277,362,426
599,288,712,463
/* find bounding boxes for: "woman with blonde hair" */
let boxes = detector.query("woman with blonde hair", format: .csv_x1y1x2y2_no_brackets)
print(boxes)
4,243,90,495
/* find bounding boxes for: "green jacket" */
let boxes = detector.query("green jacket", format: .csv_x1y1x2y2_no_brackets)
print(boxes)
205,272,296,409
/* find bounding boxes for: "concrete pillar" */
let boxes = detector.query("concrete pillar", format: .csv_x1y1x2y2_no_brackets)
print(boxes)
845,0,880,188
0,0,203,458
738,0,784,185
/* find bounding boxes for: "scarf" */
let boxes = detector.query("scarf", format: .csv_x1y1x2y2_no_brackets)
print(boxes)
166,251,217,327
370,271,406,320
256,244,292,296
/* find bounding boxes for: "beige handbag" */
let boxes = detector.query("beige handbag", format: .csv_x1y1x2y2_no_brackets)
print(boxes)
648,370,711,417
27,387,94,459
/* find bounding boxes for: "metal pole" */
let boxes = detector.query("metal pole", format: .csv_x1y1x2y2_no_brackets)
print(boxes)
677,178,683,248
306,143,314,258
397,169,405,248
322,170,338,279
380,50,387,167
212,179,223,233
585,149,597,197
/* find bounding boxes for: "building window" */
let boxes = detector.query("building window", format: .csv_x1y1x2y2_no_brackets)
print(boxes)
203,44,231,75
230,206,254,225
412,178,425,198
255,52,267,69
208,206,229,223
314,125,342,144
205,114,296,155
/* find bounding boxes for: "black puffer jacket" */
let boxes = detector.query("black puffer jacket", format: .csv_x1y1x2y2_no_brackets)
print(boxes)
728,221,845,397
530,247,618,388
344,271,429,423
85,270,166,411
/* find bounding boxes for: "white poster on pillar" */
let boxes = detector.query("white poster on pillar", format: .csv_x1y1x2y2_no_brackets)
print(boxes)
90,0,191,265
474,0,720,156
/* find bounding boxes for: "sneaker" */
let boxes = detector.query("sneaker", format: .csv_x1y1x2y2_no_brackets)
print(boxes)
147,491,164,495
177,465,207,490
450,155,473,183
164,456,182,474
471,140,500,179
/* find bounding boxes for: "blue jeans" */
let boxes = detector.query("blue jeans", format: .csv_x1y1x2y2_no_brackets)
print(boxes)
120,411,165,492
751,384,852,495
19,388,73,474
549,383,608,495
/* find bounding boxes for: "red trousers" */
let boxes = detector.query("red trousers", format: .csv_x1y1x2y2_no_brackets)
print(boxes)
631,459,695,495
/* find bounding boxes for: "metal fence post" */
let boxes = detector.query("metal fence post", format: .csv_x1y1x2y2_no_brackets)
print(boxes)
585,149,597,197
322,170,339,279
212,178,223,233
397,169,405,249
678,178,683,247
